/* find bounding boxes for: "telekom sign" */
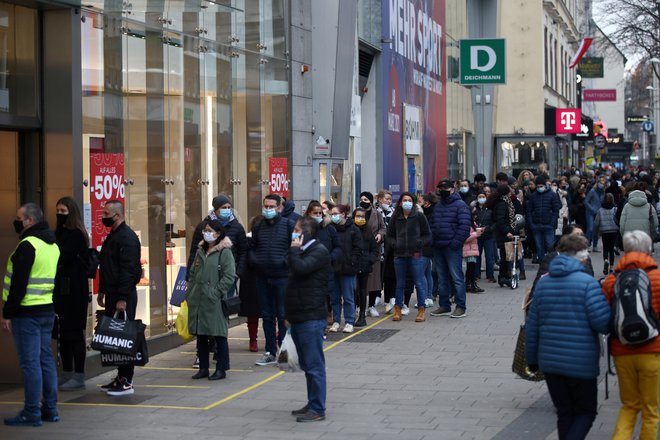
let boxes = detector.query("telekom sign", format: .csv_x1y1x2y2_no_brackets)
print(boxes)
555,108,581,134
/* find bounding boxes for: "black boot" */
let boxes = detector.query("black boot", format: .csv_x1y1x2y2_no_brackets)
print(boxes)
192,368,209,380
208,369,226,381
472,281,485,293
354,291,367,327
466,281,475,293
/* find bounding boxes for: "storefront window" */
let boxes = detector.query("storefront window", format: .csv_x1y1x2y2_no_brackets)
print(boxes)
499,140,549,178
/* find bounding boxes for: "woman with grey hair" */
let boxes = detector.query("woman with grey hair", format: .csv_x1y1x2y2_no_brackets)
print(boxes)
526,234,610,440
601,230,660,440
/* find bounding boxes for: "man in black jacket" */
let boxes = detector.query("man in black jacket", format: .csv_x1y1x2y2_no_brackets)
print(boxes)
97,200,141,396
285,217,331,423
252,194,295,366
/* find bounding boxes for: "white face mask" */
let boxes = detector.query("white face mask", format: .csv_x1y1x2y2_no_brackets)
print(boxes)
203,231,217,243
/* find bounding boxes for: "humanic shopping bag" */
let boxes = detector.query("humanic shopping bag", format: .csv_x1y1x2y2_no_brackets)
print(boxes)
100,324,149,367
91,311,142,356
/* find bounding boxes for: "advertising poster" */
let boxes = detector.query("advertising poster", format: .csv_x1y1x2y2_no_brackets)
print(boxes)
269,157,289,198
382,0,446,196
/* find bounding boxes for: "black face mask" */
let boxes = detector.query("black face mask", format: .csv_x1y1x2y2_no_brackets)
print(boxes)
359,201,371,210
13,219,24,234
101,216,115,227
56,213,69,227
439,190,451,200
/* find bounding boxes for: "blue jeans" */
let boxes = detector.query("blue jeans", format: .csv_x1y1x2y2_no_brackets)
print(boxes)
532,224,556,262
476,237,496,279
332,275,356,325
11,314,58,419
585,211,596,245
424,259,434,301
290,319,326,416
256,277,288,356
433,247,466,310
393,256,428,307
545,373,597,440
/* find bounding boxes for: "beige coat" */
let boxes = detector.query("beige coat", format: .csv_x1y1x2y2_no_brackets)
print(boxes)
365,208,386,292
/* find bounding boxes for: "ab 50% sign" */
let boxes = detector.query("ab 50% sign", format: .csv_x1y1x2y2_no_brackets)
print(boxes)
269,157,289,198
90,153,125,244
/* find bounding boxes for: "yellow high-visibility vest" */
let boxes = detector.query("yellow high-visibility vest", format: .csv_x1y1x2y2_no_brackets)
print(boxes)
2,235,60,307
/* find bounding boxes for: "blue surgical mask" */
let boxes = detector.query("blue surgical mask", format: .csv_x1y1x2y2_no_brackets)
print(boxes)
331,214,341,224
219,208,232,220
402,201,413,211
478,197,487,205
459,187,469,194
203,231,217,243
262,208,277,219
537,187,546,193
313,215,323,224
291,232,301,241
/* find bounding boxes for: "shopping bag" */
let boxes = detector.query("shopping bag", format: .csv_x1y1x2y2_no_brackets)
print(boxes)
169,266,187,307
277,330,301,372
512,324,545,382
175,301,194,342
91,312,141,356
100,323,149,367
504,241,516,262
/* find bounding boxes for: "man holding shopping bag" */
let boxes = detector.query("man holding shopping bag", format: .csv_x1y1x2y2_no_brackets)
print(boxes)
285,217,332,422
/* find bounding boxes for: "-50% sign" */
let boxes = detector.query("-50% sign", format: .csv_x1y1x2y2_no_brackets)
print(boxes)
268,157,289,198
93,174,125,200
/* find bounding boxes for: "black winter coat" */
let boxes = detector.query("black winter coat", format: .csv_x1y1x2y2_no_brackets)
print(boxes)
491,198,514,246
315,218,343,264
249,215,295,278
238,235,261,318
356,225,379,273
54,228,89,337
99,222,141,312
285,241,331,323
187,217,248,279
526,189,561,228
387,210,431,257
331,219,363,275
474,205,495,240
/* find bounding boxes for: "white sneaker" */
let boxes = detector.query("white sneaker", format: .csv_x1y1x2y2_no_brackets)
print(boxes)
342,324,354,333
401,305,410,316
368,306,380,317
374,296,383,306
329,322,340,332
385,298,395,314
424,298,434,309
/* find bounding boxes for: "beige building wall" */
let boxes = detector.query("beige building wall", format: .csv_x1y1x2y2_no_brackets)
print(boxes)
494,1,544,136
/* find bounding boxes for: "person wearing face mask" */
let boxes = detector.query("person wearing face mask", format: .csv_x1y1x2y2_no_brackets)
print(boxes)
526,176,561,263
352,208,379,326
474,190,496,283
585,176,607,251
96,200,142,396
328,204,362,333
250,194,296,366
304,202,342,324
387,193,431,321
2,203,60,426
551,180,569,242
53,197,90,391
186,220,235,381
458,179,475,206
357,192,386,318
525,235,610,440
429,179,472,319
375,190,394,226
375,190,396,314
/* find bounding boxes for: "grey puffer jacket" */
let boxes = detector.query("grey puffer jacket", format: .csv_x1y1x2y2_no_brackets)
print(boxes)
594,206,618,236
619,190,658,237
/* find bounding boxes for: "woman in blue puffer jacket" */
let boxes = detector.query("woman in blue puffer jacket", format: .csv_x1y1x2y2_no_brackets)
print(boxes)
525,234,610,440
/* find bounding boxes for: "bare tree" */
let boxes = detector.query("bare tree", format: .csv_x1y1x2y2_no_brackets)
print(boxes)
600,0,660,64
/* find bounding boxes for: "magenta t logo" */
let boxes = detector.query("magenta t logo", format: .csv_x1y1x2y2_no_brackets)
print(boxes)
555,109,581,134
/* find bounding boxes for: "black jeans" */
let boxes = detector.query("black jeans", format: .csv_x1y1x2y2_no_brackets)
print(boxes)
544,373,598,440
197,335,229,371
601,232,617,266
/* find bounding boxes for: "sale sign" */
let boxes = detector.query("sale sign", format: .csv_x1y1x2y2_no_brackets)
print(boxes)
90,153,126,251
269,157,289,198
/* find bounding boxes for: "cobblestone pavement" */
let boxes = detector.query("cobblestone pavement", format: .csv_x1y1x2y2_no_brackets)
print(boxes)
0,256,639,439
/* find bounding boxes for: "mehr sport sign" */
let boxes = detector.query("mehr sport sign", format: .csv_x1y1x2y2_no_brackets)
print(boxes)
459,39,506,85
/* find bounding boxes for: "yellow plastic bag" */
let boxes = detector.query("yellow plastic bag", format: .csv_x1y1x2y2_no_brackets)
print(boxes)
175,301,194,342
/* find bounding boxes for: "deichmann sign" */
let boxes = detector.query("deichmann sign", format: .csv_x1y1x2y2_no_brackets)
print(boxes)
459,39,506,85
555,109,581,134
583,89,616,102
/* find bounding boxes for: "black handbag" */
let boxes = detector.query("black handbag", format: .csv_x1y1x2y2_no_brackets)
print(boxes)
91,311,142,356
100,324,149,367
512,324,545,382
218,252,240,318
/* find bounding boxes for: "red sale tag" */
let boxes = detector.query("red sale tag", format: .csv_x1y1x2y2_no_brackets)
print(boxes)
269,157,289,198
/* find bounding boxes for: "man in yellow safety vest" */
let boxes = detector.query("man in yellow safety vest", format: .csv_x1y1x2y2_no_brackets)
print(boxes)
2,203,60,427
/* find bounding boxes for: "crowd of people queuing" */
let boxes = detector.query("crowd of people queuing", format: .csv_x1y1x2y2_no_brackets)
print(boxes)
2,163,659,431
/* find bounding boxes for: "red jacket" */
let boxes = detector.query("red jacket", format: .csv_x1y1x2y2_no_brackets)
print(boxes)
601,252,660,356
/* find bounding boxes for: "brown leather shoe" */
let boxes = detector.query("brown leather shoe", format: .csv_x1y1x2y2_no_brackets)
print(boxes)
392,305,402,321
519,271,526,281
415,306,426,322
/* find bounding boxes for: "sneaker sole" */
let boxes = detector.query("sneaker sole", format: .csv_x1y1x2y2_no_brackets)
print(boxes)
255,361,277,366
450,314,467,319
106,389,134,396
430,312,451,317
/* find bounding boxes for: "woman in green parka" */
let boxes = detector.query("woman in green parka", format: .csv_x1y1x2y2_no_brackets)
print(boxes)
187,219,236,380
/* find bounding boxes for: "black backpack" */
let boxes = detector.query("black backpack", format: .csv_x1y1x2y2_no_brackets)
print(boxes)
610,268,659,345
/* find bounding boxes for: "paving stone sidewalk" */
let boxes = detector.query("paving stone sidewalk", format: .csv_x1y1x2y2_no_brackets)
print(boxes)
0,257,638,439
